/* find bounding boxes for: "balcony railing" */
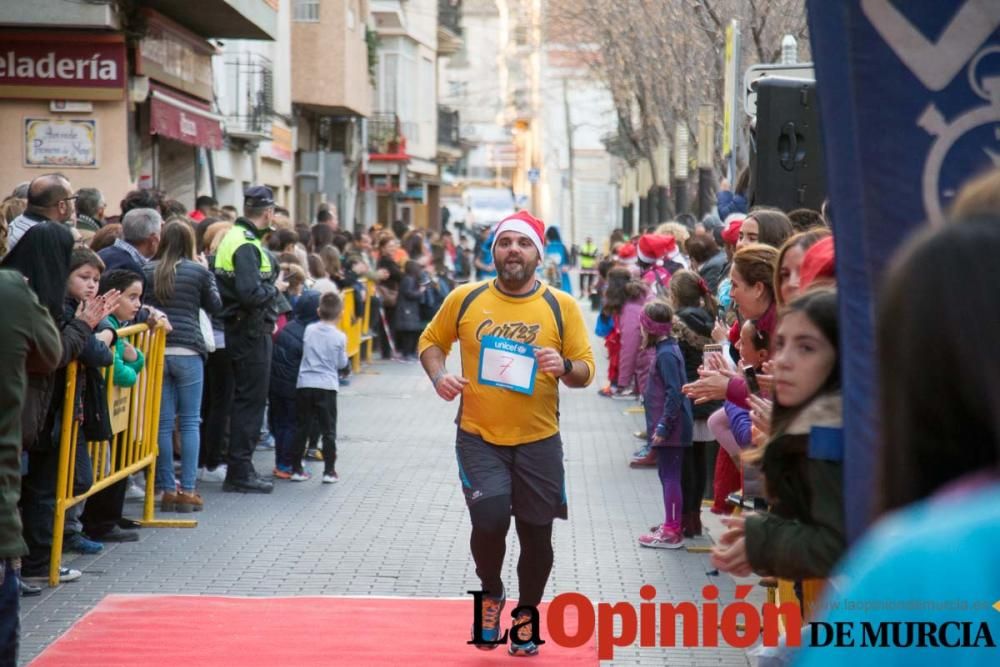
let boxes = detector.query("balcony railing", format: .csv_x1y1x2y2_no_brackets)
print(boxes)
367,112,409,159
439,0,463,35
223,52,274,139
438,106,460,149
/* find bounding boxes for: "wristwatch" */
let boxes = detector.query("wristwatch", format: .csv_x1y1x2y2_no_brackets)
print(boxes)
561,358,573,377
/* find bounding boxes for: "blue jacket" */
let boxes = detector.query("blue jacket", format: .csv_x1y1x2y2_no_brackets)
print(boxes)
643,337,693,447
270,290,321,399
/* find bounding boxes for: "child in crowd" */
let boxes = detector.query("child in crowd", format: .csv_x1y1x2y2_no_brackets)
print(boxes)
668,270,719,537
99,269,146,388
637,300,694,549
62,248,119,553
712,289,845,581
270,290,322,479
290,292,349,483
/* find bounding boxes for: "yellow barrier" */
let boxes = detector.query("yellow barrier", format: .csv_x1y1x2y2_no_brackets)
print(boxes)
49,323,195,587
337,280,376,373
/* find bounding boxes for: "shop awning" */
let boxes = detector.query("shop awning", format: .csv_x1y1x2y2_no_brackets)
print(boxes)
149,86,224,150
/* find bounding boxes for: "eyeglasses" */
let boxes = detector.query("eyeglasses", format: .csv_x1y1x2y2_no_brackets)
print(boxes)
59,195,78,204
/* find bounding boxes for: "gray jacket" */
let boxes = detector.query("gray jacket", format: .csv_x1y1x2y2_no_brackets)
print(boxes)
143,259,222,357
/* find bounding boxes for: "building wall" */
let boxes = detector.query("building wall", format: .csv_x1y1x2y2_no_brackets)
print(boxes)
0,99,132,208
292,0,371,116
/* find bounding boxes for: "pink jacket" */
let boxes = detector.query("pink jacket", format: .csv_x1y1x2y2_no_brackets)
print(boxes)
618,293,653,392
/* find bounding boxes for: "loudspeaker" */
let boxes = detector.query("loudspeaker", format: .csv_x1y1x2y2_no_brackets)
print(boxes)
750,77,827,212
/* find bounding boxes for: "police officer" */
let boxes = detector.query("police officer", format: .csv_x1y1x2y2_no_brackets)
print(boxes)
214,186,286,493
578,235,598,297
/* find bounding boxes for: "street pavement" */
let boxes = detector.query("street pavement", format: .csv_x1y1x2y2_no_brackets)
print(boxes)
20,299,754,666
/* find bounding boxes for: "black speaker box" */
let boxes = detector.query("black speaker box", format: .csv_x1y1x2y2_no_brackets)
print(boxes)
750,77,827,212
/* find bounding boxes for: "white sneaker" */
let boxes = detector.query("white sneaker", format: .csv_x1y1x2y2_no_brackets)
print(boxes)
290,471,312,482
199,465,227,482
124,483,145,501
322,473,339,484
23,567,82,583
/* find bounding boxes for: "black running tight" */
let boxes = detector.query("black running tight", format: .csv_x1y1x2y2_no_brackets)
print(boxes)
468,495,554,608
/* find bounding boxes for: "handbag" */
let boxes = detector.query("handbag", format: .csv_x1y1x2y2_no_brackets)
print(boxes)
377,283,398,308
199,309,217,353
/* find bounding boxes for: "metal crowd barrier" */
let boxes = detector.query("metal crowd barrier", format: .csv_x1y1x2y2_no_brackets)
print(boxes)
49,323,195,587
338,280,376,372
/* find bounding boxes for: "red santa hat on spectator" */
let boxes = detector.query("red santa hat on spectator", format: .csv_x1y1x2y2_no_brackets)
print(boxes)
491,211,545,257
637,234,677,264
721,214,744,246
616,242,638,264
799,236,836,289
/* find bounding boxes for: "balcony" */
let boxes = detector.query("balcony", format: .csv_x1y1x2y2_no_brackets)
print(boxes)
222,52,274,141
138,0,277,40
438,0,464,55
437,106,462,160
367,112,410,161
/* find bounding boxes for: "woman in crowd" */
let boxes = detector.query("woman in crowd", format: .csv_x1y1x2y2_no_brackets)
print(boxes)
543,226,573,294
711,289,846,581
7,223,113,581
144,221,222,512
376,235,404,358
796,215,1000,666
685,244,780,512
737,208,794,251
393,260,425,362
597,267,647,401
775,228,831,308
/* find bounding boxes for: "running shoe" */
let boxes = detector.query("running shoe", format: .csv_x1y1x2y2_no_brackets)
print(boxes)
508,610,541,657
597,385,616,397
273,467,292,480
611,388,638,401
471,591,505,650
290,471,312,482
638,525,684,549
64,534,103,555
322,472,339,484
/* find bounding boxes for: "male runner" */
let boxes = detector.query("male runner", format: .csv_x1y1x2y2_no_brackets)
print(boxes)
419,211,595,656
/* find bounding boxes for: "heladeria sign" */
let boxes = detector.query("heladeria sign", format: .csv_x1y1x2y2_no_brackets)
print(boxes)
0,31,126,101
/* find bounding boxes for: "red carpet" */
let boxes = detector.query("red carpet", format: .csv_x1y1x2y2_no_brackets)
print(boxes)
30,595,598,666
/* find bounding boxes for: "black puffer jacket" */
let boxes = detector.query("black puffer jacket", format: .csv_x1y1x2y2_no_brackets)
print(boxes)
270,290,321,398
143,259,222,357
673,306,722,421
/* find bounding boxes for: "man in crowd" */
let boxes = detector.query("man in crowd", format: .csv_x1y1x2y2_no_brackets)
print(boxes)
214,186,286,493
189,195,218,223
6,174,75,253
419,211,595,656
317,208,339,231
0,270,62,663
99,208,162,278
74,188,106,239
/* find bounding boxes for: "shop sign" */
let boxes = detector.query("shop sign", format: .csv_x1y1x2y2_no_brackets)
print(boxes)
137,10,215,102
0,32,125,100
24,118,97,168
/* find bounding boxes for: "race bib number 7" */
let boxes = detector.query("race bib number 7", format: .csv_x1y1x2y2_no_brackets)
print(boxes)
478,335,538,395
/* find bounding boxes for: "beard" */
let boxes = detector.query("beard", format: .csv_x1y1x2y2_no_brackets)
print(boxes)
497,256,538,290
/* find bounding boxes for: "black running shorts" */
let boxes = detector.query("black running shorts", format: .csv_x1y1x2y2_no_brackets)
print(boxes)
454,429,568,525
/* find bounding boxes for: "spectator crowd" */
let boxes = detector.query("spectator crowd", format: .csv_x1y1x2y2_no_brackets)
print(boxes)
2,163,1000,664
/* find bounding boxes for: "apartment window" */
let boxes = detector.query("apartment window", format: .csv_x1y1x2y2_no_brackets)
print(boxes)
347,4,356,30
293,0,319,22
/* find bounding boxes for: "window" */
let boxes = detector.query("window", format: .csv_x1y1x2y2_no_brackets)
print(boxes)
347,3,356,30
293,0,319,22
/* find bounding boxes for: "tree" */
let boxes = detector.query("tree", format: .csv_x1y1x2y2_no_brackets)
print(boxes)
546,0,808,187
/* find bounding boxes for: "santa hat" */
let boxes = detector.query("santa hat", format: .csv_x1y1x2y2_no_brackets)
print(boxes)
491,211,545,258
799,236,836,289
637,234,677,264
721,214,744,245
616,242,637,264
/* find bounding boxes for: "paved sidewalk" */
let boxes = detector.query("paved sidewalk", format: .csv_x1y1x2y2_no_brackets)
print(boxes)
20,301,753,666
